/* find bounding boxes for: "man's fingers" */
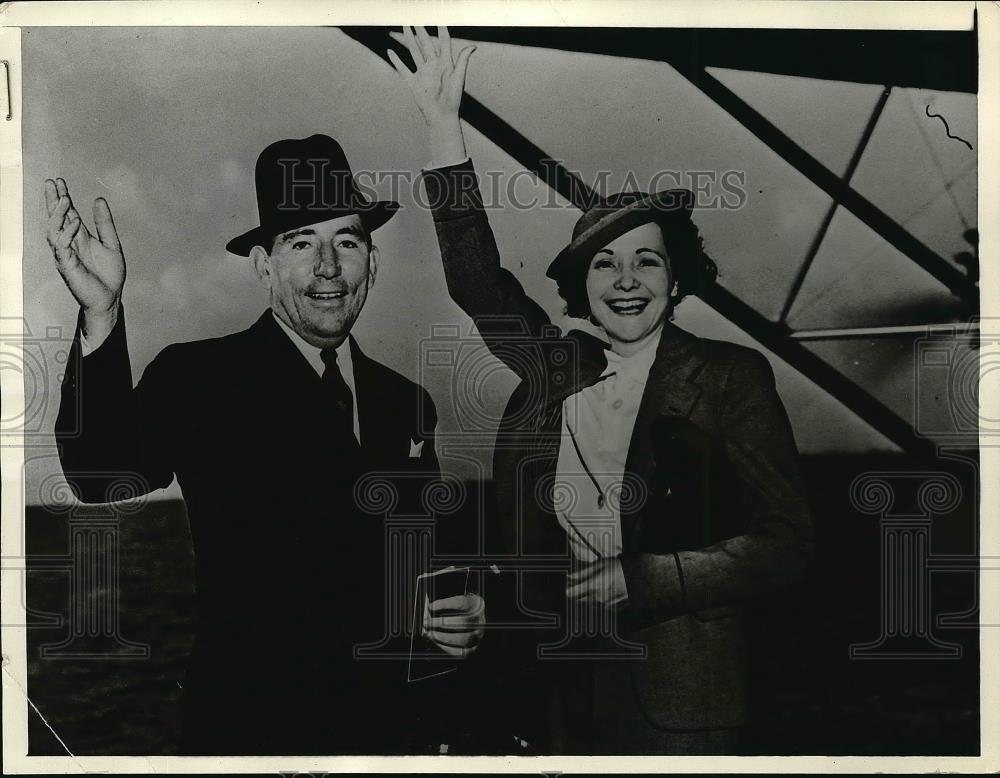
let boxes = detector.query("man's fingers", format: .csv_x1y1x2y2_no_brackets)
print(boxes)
428,593,483,615
55,178,69,199
47,195,71,233
386,48,413,80
438,26,453,65
55,213,83,252
424,613,481,632
424,628,480,649
44,179,58,217
93,197,121,250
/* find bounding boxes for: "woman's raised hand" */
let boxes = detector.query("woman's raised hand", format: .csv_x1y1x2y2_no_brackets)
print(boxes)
388,26,474,126
388,26,475,166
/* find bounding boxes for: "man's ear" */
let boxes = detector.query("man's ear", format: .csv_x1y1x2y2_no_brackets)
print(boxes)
250,245,270,284
368,245,379,286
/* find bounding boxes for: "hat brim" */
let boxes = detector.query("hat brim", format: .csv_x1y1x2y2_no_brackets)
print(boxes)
546,189,693,281
225,200,400,257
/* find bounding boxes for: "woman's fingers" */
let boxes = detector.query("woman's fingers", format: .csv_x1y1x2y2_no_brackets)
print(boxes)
438,26,453,65
565,578,589,601
567,560,601,585
448,45,476,102
386,48,412,80
402,25,426,64
414,26,438,60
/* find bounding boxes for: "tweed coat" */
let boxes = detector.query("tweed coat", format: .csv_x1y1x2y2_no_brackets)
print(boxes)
422,161,814,745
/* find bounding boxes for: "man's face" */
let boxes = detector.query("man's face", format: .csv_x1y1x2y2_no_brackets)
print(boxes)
585,221,673,353
252,214,378,348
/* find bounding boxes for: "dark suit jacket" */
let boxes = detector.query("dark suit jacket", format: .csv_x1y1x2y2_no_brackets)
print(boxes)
422,161,814,750
55,308,440,754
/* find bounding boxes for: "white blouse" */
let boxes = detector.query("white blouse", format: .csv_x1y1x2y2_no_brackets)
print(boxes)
554,328,662,575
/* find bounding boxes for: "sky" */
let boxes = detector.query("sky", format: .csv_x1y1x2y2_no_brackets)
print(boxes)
19,26,978,504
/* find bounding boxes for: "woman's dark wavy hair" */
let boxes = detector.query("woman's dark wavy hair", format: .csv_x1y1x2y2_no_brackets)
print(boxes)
554,215,718,320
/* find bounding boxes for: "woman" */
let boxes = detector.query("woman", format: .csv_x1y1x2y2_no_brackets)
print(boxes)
391,26,813,755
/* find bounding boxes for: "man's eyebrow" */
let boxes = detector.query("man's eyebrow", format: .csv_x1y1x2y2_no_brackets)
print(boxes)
277,228,316,244
336,225,366,239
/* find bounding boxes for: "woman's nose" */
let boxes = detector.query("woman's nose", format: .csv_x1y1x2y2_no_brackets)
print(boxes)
615,266,639,290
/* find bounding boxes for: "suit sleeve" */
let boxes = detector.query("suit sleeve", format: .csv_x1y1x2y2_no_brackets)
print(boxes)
620,350,814,628
418,387,440,477
55,306,177,503
421,161,564,384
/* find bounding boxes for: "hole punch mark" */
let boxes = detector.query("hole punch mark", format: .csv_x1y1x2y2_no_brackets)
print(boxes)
2,60,10,121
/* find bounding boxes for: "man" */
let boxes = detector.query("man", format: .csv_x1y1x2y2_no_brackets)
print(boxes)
45,134,484,755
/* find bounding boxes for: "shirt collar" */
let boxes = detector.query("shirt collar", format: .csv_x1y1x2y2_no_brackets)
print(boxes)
271,312,354,387
601,327,662,380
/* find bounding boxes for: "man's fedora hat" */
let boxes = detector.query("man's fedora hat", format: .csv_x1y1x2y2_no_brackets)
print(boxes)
226,134,399,257
546,188,694,281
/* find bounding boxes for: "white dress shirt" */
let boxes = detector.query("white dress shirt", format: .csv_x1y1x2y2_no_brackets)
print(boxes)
271,313,361,445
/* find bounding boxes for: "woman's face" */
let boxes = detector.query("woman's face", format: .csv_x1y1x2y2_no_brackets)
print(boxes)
585,221,673,354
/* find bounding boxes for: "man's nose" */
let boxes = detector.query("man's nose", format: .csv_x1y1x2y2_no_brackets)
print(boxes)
314,242,341,278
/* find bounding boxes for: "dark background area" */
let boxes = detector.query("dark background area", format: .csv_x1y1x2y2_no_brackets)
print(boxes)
24,451,979,756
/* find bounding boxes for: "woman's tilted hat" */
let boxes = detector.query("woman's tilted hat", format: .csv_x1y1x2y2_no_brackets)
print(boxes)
226,134,399,256
546,188,694,281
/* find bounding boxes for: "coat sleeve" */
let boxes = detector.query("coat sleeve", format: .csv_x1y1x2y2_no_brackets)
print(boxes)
421,161,564,385
620,349,814,628
55,306,177,503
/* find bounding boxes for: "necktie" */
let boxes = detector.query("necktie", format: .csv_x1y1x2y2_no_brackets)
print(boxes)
320,347,356,443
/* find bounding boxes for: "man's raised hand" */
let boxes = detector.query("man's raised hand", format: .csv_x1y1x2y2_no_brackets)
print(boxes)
44,178,125,342
387,26,475,167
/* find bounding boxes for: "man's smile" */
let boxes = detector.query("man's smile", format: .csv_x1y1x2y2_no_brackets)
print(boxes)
306,289,348,302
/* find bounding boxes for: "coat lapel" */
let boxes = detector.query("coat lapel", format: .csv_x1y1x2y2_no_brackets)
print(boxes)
531,322,707,551
621,322,706,548
350,336,407,465
251,309,328,398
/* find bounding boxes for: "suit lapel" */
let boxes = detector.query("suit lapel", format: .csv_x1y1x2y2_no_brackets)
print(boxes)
251,309,326,395
350,336,406,465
